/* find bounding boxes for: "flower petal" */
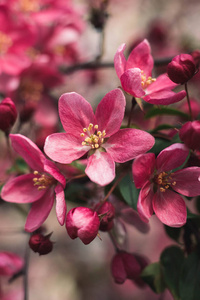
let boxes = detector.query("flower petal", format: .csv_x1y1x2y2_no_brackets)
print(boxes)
55,184,66,226
143,89,186,105
145,73,177,94
126,39,154,77
132,153,155,188
114,43,127,78
104,128,155,163
173,167,200,197
137,181,154,222
1,174,46,203
85,150,115,186
156,143,189,172
120,68,145,97
43,158,66,187
10,134,45,172
25,188,54,232
153,189,187,227
58,92,95,134
44,132,89,164
95,88,126,136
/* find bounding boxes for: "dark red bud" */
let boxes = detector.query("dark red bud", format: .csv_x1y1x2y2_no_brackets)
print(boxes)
179,120,200,151
0,98,17,134
95,201,115,232
167,54,196,84
190,50,200,68
29,233,53,255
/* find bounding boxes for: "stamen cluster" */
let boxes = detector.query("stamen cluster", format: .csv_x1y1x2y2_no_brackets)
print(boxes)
154,171,176,192
81,123,106,149
141,70,156,89
33,171,55,190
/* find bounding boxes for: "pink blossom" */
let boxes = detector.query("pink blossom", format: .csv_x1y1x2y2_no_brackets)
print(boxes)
0,98,17,134
1,134,66,232
132,143,200,227
0,252,23,276
66,207,100,244
114,39,186,105
179,120,200,151
44,89,155,186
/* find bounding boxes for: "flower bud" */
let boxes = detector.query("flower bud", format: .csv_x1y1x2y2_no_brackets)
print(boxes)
66,207,100,245
95,201,115,231
0,98,17,134
179,120,200,151
29,233,53,255
167,54,196,84
111,251,141,284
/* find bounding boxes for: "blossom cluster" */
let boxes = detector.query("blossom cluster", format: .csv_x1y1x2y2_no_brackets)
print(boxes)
0,8,200,297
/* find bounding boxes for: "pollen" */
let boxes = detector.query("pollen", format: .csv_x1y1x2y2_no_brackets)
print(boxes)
154,171,176,193
80,123,106,149
141,70,156,89
0,32,12,55
33,171,55,190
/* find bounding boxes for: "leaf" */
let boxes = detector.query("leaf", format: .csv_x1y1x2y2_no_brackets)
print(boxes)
145,106,189,119
141,262,166,293
179,252,200,300
119,174,139,210
160,246,184,300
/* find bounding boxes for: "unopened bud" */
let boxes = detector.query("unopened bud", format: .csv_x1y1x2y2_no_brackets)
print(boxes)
167,54,196,84
95,201,115,232
29,233,53,255
0,98,17,134
179,120,200,151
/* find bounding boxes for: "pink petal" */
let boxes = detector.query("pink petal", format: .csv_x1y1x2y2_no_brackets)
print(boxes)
0,252,24,276
55,184,66,226
126,39,154,77
58,92,95,134
95,88,126,137
143,89,186,105
85,150,115,186
104,128,155,163
153,189,187,227
114,43,127,78
43,158,66,187
132,153,155,188
137,181,154,222
120,68,145,97
173,167,200,197
120,208,150,233
156,143,189,172
145,73,177,94
44,132,89,164
10,134,45,172
25,188,54,232
1,174,46,203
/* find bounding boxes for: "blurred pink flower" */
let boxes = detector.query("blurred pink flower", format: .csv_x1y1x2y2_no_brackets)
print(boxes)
132,143,200,227
1,134,66,232
114,39,186,105
0,252,23,277
44,88,155,186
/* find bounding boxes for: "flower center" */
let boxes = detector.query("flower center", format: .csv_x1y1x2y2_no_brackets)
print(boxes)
33,171,55,190
0,32,12,55
153,171,176,192
19,79,43,103
141,70,156,89
80,123,106,149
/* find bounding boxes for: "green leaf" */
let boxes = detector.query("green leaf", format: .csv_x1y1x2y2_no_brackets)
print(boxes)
141,262,166,293
145,106,189,119
70,161,86,172
164,225,182,242
160,246,184,300
179,252,200,300
119,174,139,210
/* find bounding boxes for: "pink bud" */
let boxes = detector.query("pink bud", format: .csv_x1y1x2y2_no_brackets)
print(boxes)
66,207,100,245
167,54,196,84
95,201,115,232
179,120,200,151
0,98,17,134
29,233,53,255
111,251,141,284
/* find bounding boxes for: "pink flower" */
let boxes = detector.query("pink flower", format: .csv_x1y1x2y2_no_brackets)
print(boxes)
1,134,66,232
44,89,155,186
179,120,200,151
0,252,23,277
114,39,186,105
66,207,100,245
132,143,200,227
0,98,17,134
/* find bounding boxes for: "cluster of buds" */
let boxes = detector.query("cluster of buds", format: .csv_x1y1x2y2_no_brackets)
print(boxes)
29,232,53,255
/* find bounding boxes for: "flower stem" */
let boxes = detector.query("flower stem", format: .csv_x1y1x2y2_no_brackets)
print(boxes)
103,172,126,203
184,82,193,121
127,97,136,128
24,235,30,300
